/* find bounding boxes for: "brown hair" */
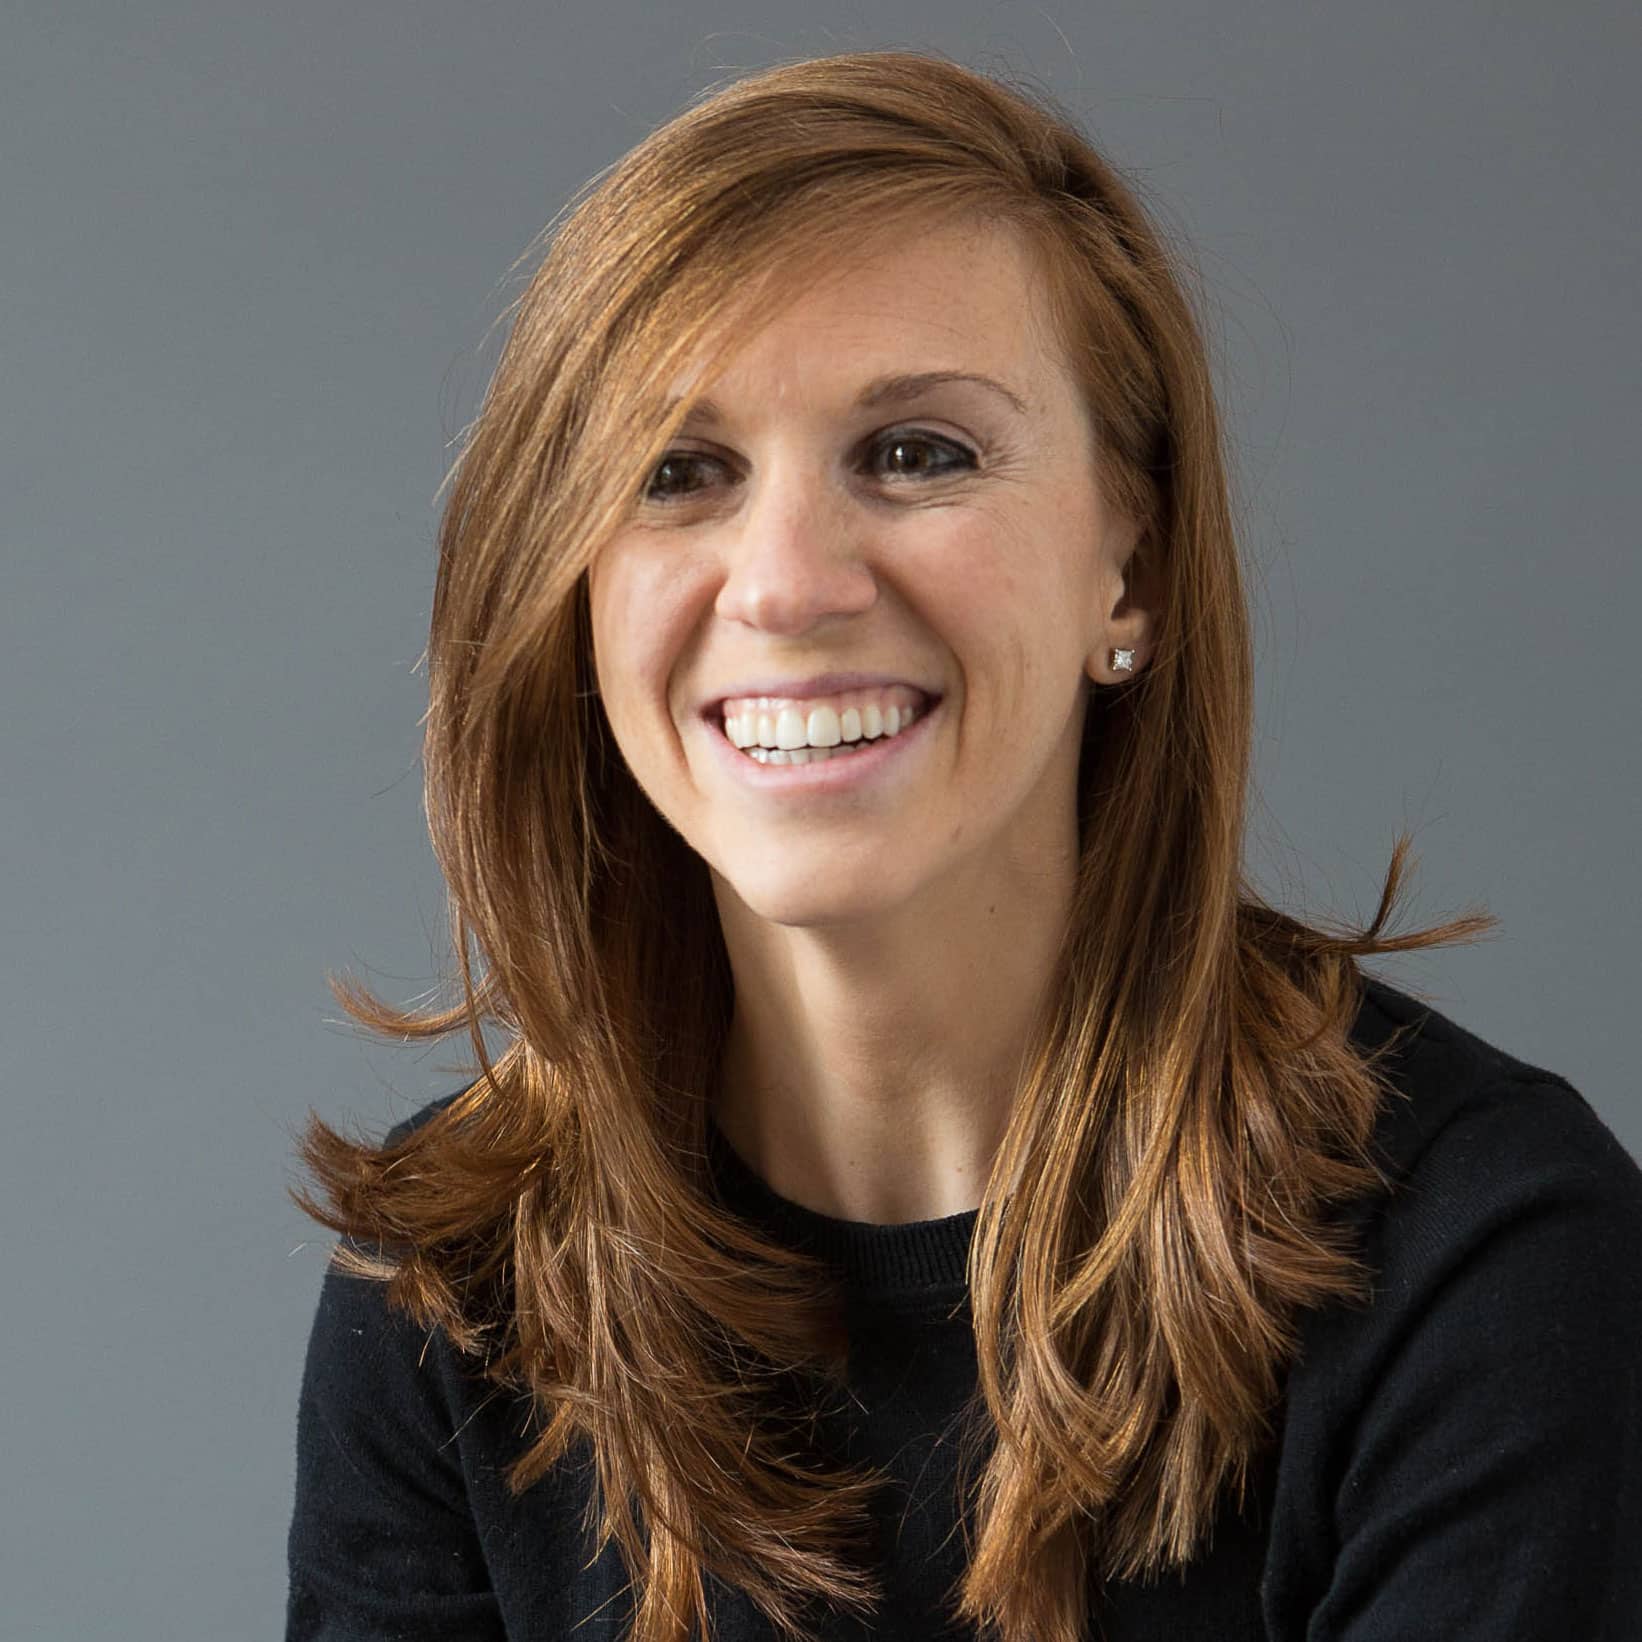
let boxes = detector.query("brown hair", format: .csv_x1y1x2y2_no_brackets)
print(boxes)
293,48,1496,1642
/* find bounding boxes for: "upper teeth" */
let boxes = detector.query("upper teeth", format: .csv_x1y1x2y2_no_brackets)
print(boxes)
723,692,924,750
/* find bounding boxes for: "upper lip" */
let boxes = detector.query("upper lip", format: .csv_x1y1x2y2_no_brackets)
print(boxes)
699,672,942,717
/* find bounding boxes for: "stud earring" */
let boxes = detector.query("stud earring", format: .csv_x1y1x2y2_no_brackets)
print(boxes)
1111,648,1135,673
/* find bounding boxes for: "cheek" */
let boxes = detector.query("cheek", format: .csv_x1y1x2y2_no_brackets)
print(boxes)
587,550,707,742
921,514,1087,691
588,554,659,689
584,556,622,674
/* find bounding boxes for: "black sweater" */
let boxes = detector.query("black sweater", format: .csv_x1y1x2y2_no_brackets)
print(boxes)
286,977,1642,1639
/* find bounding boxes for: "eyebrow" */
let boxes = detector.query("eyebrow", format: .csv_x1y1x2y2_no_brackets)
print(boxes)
672,370,1032,426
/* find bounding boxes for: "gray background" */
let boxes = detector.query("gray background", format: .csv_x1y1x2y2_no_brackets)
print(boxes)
4,3,1637,1636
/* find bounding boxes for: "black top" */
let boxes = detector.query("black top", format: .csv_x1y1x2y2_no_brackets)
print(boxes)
286,976,1642,1639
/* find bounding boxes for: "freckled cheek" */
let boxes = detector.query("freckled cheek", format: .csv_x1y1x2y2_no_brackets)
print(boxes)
919,528,1057,715
933,571,1081,740
610,582,713,751
586,592,655,758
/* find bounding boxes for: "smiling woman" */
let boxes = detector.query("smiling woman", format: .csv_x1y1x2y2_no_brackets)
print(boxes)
285,48,1642,1642
586,213,1150,1006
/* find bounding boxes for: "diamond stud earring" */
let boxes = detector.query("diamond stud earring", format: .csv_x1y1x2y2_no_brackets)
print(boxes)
1111,648,1135,673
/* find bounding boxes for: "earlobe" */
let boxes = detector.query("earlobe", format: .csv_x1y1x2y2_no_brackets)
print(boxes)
1085,643,1142,686
1086,529,1157,684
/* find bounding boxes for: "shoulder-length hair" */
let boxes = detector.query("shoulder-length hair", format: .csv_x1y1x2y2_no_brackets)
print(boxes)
294,47,1494,1642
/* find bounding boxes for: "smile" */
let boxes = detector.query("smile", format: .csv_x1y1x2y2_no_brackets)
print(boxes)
725,695,926,762
706,695,941,792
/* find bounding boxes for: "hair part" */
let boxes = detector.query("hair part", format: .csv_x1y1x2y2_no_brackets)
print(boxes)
294,47,1496,1642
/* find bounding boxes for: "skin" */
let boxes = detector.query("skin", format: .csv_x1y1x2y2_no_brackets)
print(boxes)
587,216,1159,1224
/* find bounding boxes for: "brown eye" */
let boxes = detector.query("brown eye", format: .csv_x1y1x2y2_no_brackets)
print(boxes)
870,433,976,480
640,432,975,505
643,452,727,502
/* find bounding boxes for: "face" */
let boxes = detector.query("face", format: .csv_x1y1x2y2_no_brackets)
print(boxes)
586,214,1147,931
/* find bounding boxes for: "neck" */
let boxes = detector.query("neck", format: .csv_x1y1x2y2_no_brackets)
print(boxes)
708,840,1072,1225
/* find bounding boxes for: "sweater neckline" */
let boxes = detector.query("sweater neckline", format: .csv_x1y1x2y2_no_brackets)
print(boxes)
706,1117,976,1297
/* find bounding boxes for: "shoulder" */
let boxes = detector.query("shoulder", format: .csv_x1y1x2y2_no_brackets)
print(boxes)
1347,972,1642,1242
1287,970,1642,1400
381,1082,477,1148
290,1085,521,1633
1260,978,1642,1633
298,1082,491,1422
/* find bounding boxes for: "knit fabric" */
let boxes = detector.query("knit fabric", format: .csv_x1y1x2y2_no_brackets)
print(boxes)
286,976,1642,1639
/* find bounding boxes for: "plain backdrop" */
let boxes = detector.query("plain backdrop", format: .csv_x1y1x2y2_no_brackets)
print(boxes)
3,3,1638,1637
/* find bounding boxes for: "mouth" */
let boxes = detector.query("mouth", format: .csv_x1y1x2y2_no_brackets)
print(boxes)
698,684,941,726
703,690,943,787
704,687,942,750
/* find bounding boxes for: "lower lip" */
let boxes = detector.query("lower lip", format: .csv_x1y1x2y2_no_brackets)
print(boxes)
702,699,943,794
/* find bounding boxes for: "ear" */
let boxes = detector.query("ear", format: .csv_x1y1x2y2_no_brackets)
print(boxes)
1085,520,1161,684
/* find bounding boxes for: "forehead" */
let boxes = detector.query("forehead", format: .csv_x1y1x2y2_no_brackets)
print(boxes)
664,215,1063,417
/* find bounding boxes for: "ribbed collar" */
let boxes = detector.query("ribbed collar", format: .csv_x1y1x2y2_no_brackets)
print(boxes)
698,976,1413,1303
707,1118,976,1298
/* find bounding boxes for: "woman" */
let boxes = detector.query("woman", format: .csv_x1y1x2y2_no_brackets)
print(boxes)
285,49,1642,1642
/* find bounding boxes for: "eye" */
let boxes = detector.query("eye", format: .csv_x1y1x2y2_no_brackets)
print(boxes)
868,431,978,482
642,451,725,503
640,429,979,506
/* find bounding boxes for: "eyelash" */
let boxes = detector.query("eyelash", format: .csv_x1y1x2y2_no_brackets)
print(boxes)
641,430,978,504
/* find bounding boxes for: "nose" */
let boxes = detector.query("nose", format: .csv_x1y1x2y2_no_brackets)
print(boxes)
711,454,878,636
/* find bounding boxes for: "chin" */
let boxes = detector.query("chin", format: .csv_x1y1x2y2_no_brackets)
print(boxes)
708,860,916,931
